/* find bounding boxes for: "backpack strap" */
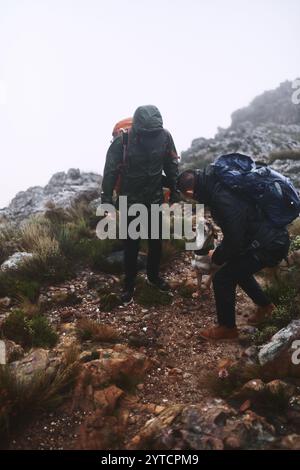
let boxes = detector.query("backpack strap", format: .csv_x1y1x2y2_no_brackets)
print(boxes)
121,128,129,166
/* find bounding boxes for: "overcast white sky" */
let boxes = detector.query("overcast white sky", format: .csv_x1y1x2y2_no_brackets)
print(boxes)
0,0,300,208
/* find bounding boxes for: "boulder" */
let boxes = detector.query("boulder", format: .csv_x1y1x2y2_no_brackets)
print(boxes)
72,344,151,410
129,399,275,450
239,379,266,399
265,380,295,399
0,169,102,222
1,252,33,272
9,348,61,383
258,320,300,378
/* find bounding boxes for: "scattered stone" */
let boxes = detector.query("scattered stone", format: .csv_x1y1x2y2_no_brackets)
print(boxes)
239,379,266,399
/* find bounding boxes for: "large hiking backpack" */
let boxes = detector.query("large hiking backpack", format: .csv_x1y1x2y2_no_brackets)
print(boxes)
211,153,300,228
110,117,171,202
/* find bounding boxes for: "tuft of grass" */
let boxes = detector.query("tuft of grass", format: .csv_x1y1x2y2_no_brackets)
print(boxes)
0,223,21,265
135,279,172,308
1,310,58,348
76,318,119,343
0,344,80,441
99,292,120,311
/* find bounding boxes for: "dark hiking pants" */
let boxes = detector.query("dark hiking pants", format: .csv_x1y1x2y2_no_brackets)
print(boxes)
213,247,288,329
124,212,162,290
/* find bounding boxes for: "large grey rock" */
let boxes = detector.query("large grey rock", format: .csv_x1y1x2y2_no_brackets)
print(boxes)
0,168,102,222
1,251,33,272
129,399,275,450
9,348,61,383
258,320,300,366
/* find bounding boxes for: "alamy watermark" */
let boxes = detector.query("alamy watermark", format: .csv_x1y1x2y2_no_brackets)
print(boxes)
292,340,300,365
292,78,300,105
95,196,205,251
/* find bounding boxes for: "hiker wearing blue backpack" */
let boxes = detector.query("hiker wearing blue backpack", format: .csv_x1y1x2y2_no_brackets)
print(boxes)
177,153,300,341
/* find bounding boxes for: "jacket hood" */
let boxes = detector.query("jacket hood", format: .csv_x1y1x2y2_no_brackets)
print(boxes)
132,105,163,134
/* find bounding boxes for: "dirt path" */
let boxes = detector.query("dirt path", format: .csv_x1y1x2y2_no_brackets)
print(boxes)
9,252,252,450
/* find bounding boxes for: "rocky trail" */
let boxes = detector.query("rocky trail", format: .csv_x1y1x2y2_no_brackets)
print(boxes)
6,252,257,450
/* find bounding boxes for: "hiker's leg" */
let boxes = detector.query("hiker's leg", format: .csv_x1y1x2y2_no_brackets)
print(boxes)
147,239,162,279
124,238,140,289
213,265,237,328
124,216,140,290
213,253,269,328
238,275,270,307
147,211,162,280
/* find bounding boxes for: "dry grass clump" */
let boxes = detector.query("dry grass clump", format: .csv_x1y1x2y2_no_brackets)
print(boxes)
0,344,80,442
76,318,120,343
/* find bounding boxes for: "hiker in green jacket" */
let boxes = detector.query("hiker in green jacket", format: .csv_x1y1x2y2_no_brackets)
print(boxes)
101,105,180,304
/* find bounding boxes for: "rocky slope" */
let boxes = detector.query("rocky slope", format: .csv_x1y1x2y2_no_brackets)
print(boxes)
0,168,102,222
181,80,300,188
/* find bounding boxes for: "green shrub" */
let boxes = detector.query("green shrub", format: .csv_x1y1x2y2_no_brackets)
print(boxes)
0,274,41,302
1,310,58,348
264,279,296,306
290,235,300,252
252,326,278,346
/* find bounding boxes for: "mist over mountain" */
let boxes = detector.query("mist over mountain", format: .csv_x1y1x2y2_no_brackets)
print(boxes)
181,80,300,187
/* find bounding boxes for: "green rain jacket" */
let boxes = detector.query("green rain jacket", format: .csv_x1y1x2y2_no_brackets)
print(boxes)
101,105,179,206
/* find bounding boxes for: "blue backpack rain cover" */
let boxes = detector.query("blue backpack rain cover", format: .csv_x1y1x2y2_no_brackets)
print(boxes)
212,153,300,228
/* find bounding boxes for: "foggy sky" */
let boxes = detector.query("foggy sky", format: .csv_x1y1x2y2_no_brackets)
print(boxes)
1,0,300,208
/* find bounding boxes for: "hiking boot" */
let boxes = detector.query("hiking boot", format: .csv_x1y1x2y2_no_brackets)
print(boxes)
120,288,134,306
248,303,276,326
147,276,170,292
199,325,239,341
